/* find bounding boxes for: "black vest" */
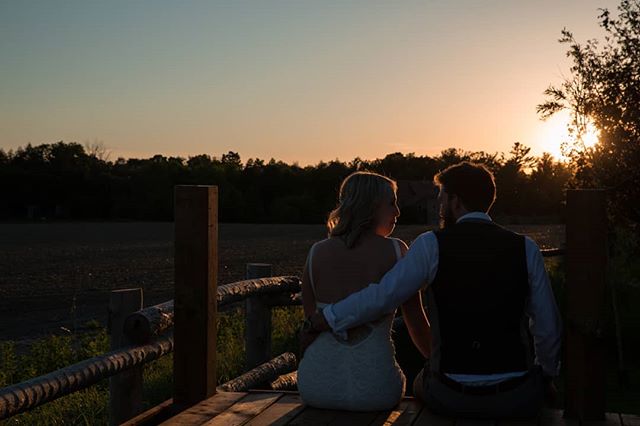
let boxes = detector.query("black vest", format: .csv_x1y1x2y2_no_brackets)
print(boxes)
431,220,530,374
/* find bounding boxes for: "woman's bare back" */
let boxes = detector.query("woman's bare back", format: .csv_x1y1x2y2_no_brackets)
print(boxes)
309,233,399,304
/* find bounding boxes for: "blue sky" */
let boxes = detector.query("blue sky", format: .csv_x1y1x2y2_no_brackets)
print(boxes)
1,0,619,164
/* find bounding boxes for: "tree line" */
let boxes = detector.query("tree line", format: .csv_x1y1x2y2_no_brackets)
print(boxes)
0,141,572,224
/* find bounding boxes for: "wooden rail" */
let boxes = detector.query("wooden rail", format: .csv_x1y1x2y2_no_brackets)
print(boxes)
0,335,173,419
122,276,302,344
218,352,297,392
541,247,565,257
270,371,298,391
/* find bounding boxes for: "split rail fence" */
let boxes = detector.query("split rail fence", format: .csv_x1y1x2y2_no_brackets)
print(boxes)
0,186,610,424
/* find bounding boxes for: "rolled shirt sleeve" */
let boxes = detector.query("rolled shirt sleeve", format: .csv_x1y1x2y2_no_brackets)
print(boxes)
525,237,562,377
323,232,438,335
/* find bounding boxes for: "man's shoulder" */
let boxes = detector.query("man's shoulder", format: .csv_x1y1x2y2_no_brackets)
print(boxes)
522,235,543,257
409,230,438,250
520,234,540,249
415,229,437,240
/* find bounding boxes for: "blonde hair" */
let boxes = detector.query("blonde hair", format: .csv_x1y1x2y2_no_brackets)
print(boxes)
327,171,397,248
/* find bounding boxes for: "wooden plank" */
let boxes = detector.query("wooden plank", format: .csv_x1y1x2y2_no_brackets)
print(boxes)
621,414,640,426
457,420,496,426
583,413,623,425
326,411,383,425
285,407,340,426
159,392,246,425
412,406,455,426
283,407,380,426
495,418,533,425
370,399,423,425
565,189,608,420
173,185,218,409
121,399,172,426
539,408,578,426
245,389,299,395
203,392,282,426
244,393,305,426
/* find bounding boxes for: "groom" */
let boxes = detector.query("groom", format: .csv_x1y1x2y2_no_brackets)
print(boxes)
303,162,561,418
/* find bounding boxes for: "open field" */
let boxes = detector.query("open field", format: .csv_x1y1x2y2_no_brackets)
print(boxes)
0,222,565,343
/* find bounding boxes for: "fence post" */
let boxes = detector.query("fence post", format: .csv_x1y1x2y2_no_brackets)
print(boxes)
565,189,607,421
173,185,218,410
245,263,273,369
108,288,143,425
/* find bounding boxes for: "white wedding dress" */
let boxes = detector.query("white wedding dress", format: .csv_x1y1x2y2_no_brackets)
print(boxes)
297,240,406,411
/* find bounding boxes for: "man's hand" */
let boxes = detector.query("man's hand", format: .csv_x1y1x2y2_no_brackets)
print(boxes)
299,311,330,356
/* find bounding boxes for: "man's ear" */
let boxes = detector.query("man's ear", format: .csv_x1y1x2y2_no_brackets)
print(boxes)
450,194,460,210
451,194,468,216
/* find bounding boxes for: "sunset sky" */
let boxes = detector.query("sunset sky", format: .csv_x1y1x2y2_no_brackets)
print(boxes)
1,0,618,165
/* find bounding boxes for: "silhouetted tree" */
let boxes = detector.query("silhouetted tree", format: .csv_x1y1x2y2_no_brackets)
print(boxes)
529,153,573,217
493,143,534,215
538,0,640,223
2,141,574,223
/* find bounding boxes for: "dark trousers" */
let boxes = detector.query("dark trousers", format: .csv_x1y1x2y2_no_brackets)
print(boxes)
413,364,545,419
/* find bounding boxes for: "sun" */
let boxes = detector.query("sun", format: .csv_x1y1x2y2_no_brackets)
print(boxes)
536,110,600,160
580,121,600,148
536,111,572,160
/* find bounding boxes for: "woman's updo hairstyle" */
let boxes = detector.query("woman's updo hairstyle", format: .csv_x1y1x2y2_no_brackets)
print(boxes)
327,171,397,248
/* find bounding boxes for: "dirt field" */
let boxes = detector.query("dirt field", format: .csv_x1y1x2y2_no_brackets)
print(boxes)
0,222,564,342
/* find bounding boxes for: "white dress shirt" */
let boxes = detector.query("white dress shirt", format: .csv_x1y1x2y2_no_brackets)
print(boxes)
323,212,562,382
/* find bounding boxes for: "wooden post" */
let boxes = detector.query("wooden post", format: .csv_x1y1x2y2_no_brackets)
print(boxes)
108,288,143,426
564,189,607,421
173,186,218,410
245,263,273,370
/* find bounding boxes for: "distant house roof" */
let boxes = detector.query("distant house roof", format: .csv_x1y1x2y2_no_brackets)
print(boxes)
396,180,437,208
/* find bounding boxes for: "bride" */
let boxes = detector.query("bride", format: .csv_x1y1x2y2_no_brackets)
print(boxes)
297,171,431,411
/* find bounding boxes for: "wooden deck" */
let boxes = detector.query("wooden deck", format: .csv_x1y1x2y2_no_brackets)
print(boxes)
154,390,640,426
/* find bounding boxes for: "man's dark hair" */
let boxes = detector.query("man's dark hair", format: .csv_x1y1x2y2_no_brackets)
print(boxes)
434,162,496,212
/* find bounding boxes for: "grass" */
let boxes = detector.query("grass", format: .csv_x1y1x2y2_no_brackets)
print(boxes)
0,321,110,425
0,307,304,425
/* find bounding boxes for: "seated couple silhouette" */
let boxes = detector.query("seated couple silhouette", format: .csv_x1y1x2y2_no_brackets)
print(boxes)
297,162,561,419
